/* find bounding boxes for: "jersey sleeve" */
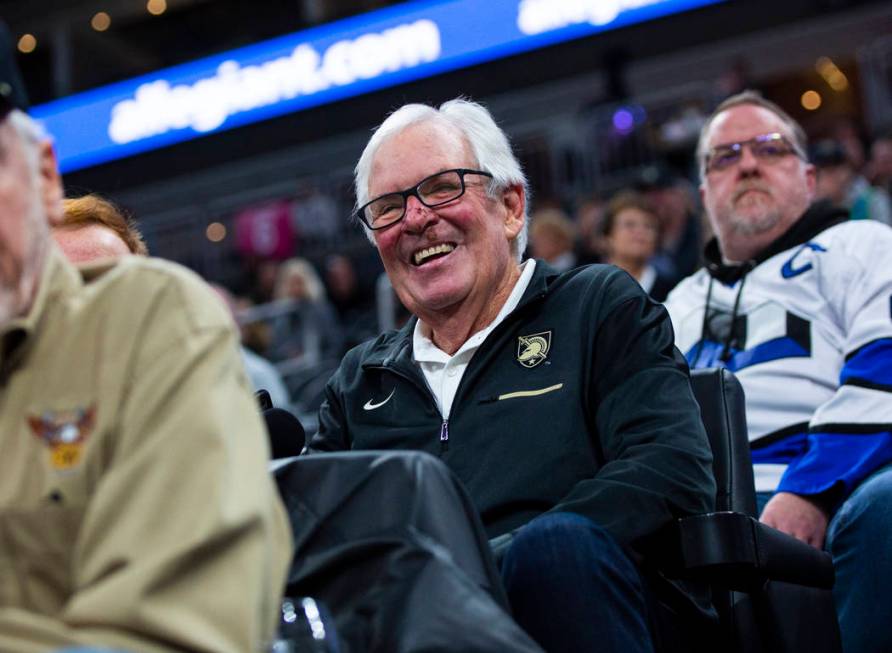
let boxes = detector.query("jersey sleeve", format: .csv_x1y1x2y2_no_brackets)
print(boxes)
778,223,892,499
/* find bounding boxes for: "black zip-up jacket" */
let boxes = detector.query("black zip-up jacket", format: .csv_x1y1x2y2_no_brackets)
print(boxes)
309,262,715,554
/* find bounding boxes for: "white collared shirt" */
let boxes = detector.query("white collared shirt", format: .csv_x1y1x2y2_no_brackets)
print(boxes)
638,264,656,294
413,259,536,419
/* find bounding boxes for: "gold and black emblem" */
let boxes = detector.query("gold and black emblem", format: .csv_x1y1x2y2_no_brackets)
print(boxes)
516,331,551,368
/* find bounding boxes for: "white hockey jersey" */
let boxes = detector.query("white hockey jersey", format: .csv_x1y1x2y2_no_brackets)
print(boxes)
666,206,892,496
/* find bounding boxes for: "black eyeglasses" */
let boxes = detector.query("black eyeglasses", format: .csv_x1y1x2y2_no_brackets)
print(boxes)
705,133,804,173
356,168,493,230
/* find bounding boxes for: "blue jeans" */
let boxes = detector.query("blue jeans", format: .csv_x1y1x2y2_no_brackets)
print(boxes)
757,464,892,653
500,512,655,653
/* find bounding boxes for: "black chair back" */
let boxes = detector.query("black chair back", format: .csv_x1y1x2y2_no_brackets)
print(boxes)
689,368,757,516
679,367,842,653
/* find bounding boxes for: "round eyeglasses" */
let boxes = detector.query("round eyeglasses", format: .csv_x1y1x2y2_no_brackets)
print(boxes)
356,168,493,230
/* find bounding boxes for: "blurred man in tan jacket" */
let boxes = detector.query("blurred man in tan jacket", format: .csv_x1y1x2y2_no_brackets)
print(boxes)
0,25,291,653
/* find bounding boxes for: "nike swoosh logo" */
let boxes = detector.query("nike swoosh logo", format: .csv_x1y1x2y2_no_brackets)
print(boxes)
363,388,395,411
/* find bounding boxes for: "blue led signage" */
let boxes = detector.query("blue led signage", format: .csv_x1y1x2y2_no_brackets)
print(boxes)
31,0,724,173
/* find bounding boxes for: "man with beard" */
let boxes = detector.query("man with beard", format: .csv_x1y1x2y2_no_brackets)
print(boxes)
665,90,892,653
0,30,291,653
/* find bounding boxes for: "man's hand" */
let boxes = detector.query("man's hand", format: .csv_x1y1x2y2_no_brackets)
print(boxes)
759,491,829,549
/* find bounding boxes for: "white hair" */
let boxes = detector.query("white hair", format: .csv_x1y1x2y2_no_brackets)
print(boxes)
354,98,529,261
0,110,53,326
7,109,49,172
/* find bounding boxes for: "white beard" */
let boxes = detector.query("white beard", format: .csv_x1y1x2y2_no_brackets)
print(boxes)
725,206,783,237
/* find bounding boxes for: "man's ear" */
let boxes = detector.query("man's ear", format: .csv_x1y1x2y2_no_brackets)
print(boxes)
804,162,817,198
37,140,63,226
502,183,525,240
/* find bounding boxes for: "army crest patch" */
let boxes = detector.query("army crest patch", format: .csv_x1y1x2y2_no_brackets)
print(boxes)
517,331,552,368
28,405,96,471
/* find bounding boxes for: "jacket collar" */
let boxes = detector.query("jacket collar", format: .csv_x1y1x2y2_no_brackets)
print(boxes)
362,259,560,369
703,200,848,284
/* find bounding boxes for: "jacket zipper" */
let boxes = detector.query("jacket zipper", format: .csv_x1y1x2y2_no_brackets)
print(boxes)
440,419,449,453
368,290,547,456
367,363,451,455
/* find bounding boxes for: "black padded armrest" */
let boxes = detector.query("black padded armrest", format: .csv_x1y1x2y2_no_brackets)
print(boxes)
662,511,835,592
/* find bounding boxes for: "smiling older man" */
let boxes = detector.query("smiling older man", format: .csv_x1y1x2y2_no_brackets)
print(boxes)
665,90,892,653
309,98,715,652
0,29,290,653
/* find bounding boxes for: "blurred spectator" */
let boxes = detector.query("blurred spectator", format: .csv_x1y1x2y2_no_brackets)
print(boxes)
274,257,326,305
602,191,675,301
270,257,343,362
324,253,378,351
573,195,607,264
251,258,281,304
0,45,289,650
528,207,577,271
213,285,291,409
55,196,293,410
638,165,703,282
829,117,867,172
238,298,275,357
867,131,892,196
54,194,147,262
325,253,370,318
813,139,892,224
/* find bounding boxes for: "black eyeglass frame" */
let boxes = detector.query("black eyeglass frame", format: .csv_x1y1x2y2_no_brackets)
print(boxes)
704,132,806,173
355,168,494,231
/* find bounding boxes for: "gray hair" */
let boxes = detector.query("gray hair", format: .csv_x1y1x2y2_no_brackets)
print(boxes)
7,109,50,172
354,98,529,261
696,90,808,179
0,111,53,323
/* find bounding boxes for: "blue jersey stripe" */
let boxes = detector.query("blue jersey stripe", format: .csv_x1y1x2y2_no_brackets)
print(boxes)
777,431,892,496
750,431,808,466
685,336,809,372
840,338,892,389
684,340,731,369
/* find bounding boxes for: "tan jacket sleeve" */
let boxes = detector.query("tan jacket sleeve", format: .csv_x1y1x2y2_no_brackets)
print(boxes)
0,277,293,653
